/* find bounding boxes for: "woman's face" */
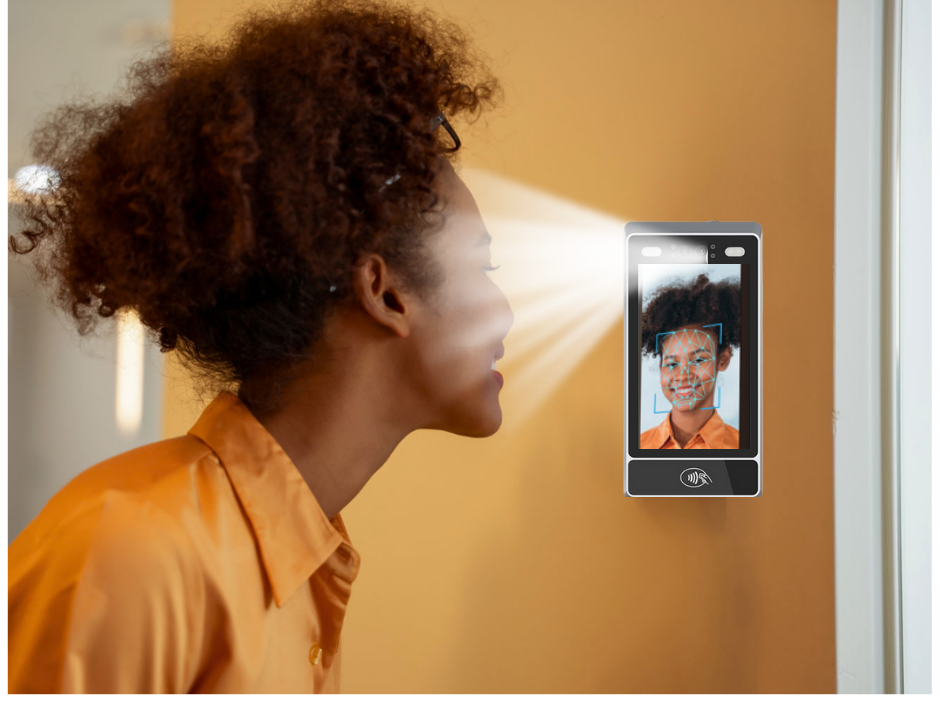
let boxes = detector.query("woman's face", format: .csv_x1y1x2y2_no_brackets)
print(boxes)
406,165,514,437
658,323,731,412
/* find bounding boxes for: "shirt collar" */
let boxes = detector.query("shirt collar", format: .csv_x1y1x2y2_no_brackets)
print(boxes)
188,391,360,608
697,410,727,449
649,410,727,449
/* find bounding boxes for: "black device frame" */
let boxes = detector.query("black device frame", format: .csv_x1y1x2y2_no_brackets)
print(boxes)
624,222,762,497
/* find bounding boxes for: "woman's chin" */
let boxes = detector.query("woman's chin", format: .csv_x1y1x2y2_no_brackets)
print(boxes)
437,394,503,438
472,396,504,437
474,401,503,437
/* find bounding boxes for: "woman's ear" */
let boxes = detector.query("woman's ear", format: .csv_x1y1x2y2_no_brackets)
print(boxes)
717,346,732,372
352,253,410,338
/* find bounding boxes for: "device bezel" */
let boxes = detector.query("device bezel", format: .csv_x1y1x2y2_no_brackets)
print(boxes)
623,222,762,498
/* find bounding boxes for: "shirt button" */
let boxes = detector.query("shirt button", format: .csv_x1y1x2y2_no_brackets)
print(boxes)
309,643,322,665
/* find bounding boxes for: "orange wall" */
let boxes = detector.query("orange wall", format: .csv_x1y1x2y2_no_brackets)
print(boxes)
169,0,836,692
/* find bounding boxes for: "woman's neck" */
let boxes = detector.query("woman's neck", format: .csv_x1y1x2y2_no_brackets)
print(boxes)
246,344,418,522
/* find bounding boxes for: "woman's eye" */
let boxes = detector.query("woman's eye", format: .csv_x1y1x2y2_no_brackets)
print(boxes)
482,264,501,274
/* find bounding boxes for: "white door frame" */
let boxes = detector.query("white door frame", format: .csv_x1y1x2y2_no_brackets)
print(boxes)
834,0,888,692
834,0,931,694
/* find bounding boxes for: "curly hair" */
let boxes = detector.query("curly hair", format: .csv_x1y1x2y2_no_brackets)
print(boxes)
641,274,742,358
9,0,500,415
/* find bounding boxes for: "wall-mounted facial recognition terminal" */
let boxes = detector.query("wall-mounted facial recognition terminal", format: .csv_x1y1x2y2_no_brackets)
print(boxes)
624,222,762,497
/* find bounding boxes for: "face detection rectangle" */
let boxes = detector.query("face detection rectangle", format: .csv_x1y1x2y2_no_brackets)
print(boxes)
639,264,746,451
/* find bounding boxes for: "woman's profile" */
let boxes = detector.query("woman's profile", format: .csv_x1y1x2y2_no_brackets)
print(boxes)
8,0,511,693
639,274,741,450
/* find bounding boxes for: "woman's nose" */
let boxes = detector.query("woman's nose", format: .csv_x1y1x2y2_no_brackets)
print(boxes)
489,285,514,342
473,285,513,351
501,295,514,340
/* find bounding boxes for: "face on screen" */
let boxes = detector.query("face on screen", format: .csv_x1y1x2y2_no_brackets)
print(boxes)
657,324,731,412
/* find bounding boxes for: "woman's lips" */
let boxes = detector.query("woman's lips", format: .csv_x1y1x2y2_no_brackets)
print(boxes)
673,384,697,398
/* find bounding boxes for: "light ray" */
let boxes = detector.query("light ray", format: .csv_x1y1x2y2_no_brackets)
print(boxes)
459,168,629,431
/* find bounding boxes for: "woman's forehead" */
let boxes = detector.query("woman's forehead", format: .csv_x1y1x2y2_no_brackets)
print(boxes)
434,171,486,248
660,326,718,353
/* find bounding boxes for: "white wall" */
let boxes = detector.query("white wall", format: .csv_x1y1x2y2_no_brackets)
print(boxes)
7,235,166,540
897,0,932,694
7,0,171,541
833,0,886,692
8,0,171,176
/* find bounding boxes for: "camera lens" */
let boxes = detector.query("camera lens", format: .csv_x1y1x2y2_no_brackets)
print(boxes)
680,246,688,256
696,246,706,256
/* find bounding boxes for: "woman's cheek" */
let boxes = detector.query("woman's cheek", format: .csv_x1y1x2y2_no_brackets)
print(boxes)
698,363,717,391
660,370,672,397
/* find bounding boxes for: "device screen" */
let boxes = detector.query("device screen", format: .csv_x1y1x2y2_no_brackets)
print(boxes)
639,260,749,451
625,227,760,496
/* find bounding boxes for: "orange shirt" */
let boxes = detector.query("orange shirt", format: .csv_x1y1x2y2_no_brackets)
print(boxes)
8,391,360,693
639,410,740,450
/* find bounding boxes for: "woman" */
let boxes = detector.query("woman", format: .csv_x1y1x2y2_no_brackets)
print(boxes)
8,0,512,693
639,274,740,450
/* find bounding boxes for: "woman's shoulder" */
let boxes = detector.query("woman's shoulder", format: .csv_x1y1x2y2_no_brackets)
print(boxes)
639,426,657,446
7,449,213,693
640,416,670,448
722,422,740,448
9,435,224,564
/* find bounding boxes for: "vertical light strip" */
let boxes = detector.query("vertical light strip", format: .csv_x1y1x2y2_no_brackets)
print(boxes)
879,0,903,693
116,309,145,436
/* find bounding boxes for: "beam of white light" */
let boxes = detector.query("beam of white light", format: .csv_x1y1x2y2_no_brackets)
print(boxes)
479,217,622,359
504,286,623,434
459,168,629,433
115,310,145,436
